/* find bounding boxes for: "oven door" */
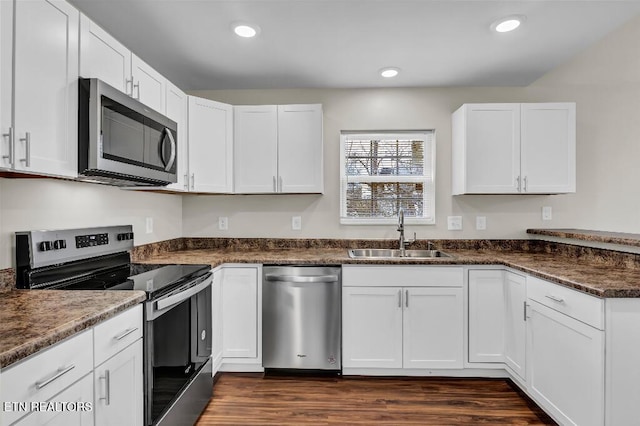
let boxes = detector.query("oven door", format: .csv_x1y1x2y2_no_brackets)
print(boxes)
145,273,212,425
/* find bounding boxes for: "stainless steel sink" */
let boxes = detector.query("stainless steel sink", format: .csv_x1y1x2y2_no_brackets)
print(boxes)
347,248,453,259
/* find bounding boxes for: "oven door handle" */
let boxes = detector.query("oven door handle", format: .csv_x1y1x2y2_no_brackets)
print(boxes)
155,274,212,312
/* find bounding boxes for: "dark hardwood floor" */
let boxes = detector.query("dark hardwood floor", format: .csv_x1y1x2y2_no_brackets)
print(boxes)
196,373,556,425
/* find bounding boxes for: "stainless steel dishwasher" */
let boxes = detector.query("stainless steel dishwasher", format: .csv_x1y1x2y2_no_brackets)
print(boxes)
263,266,341,371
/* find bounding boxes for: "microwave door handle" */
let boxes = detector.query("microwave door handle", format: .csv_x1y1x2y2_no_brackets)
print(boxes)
163,128,177,172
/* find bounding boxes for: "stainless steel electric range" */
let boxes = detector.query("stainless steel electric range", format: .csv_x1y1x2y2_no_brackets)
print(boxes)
16,225,212,426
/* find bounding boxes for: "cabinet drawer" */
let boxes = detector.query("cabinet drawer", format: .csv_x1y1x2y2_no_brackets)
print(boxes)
94,304,143,366
527,276,604,330
343,265,463,287
1,329,93,425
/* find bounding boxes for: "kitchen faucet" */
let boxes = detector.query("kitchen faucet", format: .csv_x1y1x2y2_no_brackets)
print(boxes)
398,207,406,255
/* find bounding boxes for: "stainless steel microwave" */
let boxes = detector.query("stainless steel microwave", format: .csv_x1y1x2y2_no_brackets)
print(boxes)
78,78,178,186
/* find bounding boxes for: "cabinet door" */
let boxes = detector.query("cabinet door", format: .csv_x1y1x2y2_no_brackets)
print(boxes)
468,270,505,363
527,300,604,426
165,82,189,191
342,287,403,369
403,287,464,369
504,271,526,379
13,0,78,177
131,54,166,114
520,103,576,194
79,15,131,94
221,267,258,358
0,0,12,170
211,269,223,373
94,339,143,426
277,104,323,193
188,96,233,193
457,104,521,193
233,105,278,193
15,374,94,426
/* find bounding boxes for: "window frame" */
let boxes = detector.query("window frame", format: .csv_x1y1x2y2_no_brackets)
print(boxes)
339,130,436,225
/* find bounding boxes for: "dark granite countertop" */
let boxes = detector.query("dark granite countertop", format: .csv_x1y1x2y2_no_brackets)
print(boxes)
135,246,640,298
528,228,640,248
0,290,146,368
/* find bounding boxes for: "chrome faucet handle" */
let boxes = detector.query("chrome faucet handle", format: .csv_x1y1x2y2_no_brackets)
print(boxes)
397,207,404,230
427,241,435,250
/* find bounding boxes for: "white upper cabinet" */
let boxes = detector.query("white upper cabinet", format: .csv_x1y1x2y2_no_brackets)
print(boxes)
79,14,167,114
6,0,79,178
79,14,131,94
234,104,323,194
131,54,166,114
452,102,576,194
277,104,324,193
165,82,189,191
234,105,279,193
188,96,234,193
1,0,11,170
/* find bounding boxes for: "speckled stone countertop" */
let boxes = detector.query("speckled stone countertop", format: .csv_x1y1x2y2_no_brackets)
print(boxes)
528,228,640,248
135,244,640,298
0,290,146,368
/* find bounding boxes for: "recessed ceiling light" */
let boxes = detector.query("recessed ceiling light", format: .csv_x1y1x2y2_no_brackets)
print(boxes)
380,67,400,78
491,15,525,33
233,24,259,38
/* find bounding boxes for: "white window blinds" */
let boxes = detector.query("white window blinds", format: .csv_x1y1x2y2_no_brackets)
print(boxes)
340,131,436,225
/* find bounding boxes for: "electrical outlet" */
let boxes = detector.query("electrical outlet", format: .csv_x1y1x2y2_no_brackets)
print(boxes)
145,217,153,234
476,216,487,230
542,206,553,221
292,216,302,230
218,217,228,230
447,216,462,231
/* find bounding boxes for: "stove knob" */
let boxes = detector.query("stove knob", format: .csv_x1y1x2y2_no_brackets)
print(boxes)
128,232,134,240
117,233,124,241
39,241,52,251
53,239,66,250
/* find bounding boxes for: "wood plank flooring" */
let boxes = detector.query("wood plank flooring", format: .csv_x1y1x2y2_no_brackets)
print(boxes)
196,373,556,425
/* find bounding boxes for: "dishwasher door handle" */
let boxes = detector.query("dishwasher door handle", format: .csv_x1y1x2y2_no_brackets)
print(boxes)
264,274,339,283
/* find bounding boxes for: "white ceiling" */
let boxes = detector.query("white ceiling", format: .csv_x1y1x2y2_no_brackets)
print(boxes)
68,0,640,91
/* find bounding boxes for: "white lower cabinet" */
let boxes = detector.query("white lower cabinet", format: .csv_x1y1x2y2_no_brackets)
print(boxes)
504,271,526,380
526,299,604,426
468,270,505,363
342,266,464,372
211,268,224,374
218,265,262,371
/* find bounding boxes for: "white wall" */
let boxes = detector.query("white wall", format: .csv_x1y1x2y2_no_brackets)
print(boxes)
0,179,182,268
183,15,640,240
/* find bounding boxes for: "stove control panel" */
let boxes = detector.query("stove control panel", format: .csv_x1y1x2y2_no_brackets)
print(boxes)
17,225,134,269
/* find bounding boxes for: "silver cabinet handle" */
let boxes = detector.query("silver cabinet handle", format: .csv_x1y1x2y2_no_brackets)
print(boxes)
2,127,14,167
133,81,140,100
184,174,189,190
272,176,277,192
278,176,283,193
523,176,528,192
114,327,138,341
100,370,111,405
545,294,565,304
35,364,75,389
516,176,521,192
125,78,133,96
19,132,30,167
398,290,402,308
523,301,527,321
161,128,176,171
405,290,409,308
191,173,195,190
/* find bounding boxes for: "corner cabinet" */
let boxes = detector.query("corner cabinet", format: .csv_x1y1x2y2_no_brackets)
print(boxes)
187,96,234,193
234,104,323,194
1,0,79,178
342,266,464,372
452,103,576,194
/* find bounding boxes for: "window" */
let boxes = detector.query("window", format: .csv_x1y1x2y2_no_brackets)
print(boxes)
340,131,435,225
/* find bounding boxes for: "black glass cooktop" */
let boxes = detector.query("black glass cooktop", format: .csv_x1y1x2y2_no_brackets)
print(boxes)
59,263,210,299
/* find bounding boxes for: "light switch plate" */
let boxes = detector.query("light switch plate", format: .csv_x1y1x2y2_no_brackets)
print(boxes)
476,216,487,230
218,217,228,230
292,216,302,230
542,206,553,221
447,216,463,231
145,217,153,234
